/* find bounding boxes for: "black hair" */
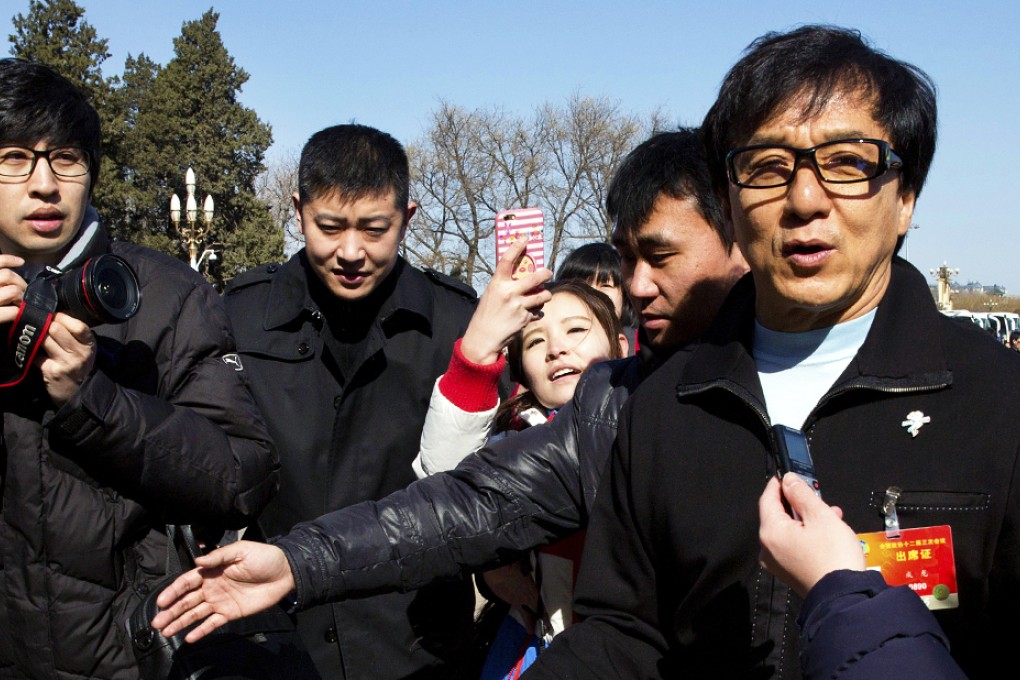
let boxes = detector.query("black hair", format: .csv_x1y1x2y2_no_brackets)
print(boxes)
495,279,624,431
606,127,729,249
0,58,102,189
555,242,636,327
702,25,937,200
298,124,409,209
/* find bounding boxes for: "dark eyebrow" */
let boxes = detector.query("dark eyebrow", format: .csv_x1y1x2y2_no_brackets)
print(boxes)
634,231,674,250
742,129,871,147
357,214,395,226
313,212,394,227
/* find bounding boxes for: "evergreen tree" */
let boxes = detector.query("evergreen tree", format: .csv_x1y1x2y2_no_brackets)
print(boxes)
100,52,159,243
123,10,280,283
9,0,108,95
8,4,282,282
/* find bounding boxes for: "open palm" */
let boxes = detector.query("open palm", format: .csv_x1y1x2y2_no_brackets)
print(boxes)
151,540,296,643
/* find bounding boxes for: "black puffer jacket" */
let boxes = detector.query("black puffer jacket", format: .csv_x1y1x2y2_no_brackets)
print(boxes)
0,219,278,679
274,341,662,606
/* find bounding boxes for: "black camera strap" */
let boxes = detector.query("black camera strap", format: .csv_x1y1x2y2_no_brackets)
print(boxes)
0,278,59,388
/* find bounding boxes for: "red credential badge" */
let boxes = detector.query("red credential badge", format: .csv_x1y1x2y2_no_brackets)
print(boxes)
857,525,958,610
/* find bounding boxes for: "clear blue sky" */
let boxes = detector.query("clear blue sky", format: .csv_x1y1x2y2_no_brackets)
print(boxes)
9,1,1019,294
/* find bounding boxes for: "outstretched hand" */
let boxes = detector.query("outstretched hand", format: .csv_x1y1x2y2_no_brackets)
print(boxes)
460,238,553,365
758,473,865,598
150,540,296,643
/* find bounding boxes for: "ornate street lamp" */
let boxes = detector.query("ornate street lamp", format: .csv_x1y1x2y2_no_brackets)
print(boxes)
170,166,217,271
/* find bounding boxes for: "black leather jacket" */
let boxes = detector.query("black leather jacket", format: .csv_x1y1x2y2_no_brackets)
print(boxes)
275,341,663,607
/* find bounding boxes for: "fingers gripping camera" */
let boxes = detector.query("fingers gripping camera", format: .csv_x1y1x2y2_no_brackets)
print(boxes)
2,254,141,387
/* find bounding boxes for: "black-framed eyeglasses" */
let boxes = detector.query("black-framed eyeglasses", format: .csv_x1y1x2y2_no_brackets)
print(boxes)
0,146,91,179
726,139,903,189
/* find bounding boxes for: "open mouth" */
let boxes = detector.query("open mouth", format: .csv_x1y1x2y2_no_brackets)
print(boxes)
783,241,833,266
26,210,65,233
783,242,828,256
335,271,367,284
550,367,580,381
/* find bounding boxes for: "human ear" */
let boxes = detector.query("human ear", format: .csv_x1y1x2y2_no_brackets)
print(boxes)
292,193,305,236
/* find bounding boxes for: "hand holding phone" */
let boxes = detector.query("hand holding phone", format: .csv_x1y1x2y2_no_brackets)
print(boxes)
772,425,821,518
758,474,864,598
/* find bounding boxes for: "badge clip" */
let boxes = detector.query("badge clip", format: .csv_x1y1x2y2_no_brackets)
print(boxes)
882,486,902,539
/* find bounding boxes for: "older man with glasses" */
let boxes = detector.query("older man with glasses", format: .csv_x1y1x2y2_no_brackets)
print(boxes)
522,25,1020,680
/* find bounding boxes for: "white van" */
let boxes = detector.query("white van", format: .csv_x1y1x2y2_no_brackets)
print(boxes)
943,310,986,331
990,312,1020,339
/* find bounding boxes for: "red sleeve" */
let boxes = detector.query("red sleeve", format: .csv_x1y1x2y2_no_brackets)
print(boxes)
437,338,506,412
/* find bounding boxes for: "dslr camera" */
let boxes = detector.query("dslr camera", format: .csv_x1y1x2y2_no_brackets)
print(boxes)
4,254,141,385
22,254,142,327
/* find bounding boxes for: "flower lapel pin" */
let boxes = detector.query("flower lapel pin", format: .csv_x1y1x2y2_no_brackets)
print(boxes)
901,410,931,438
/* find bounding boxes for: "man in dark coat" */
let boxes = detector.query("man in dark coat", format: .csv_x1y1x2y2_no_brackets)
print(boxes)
148,128,743,658
0,59,278,679
222,124,480,680
523,25,1020,679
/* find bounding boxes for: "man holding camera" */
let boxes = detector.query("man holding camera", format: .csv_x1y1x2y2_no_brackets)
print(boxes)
0,58,278,679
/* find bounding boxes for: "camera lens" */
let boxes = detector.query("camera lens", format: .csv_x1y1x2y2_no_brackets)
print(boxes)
94,266,128,311
54,254,141,326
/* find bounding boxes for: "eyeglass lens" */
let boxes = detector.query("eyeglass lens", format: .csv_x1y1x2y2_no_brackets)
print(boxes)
731,141,885,187
0,146,90,178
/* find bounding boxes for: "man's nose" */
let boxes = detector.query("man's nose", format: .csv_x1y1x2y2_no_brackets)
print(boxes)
627,261,658,301
335,232,365,262
26,157,60,197
783,163,832,221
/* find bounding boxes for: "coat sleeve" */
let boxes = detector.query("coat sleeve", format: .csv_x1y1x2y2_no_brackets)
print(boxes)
45,278,279,529
275,391,588,608
987,437,1020,668
414,339,506,478
798,570,966,680
522,399,669,680
413,381,499,478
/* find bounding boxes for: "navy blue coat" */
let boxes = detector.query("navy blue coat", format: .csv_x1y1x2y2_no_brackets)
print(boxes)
798,570,965,679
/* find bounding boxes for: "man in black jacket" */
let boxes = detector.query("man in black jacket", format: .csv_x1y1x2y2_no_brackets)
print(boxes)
151,129,748,639
0,59,278,679
222,124,484,680
523,25,1020,679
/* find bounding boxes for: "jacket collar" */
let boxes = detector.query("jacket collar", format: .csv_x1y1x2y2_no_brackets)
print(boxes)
678,258,952,405
851,258,950,383
262,252,434,334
